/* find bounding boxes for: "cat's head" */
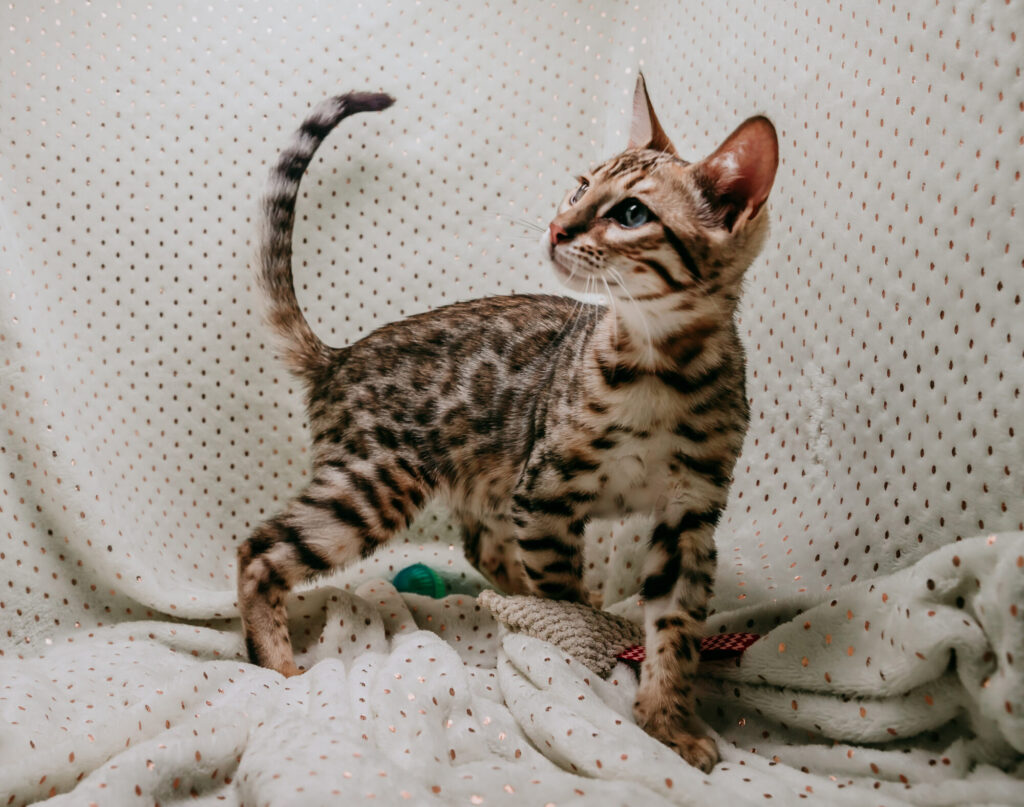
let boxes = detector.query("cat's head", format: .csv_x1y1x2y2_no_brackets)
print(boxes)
547,74,778,304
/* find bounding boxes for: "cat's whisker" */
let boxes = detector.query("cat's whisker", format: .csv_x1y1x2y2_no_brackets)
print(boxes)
614,275,654,360
600,275,620,349
494,213,547,233
550,269,596,352
552,283,586,345
517,220,547,233
559,280,595,370
565,254,579,284
609,267,654,361
584,280,597,327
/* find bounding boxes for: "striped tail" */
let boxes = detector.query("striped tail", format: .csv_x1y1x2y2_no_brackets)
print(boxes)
257,91,395,382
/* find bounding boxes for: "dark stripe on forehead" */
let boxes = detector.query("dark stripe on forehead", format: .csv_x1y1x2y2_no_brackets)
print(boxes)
623,172,646,190
601,151,654,178
662,225,702,280
602,157,636,178
599,150,689,178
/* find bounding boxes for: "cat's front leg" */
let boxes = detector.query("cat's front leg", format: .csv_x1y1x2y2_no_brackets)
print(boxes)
510,492,590,603
633,509,721,772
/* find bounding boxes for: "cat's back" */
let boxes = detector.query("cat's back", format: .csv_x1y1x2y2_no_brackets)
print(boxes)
321,293,596,385
303,293,600,483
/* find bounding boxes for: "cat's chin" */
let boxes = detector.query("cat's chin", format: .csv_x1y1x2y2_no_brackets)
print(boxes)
544,239,645,300
549,258,585,291
549,259,635,302
543,241,594,295
542,236,582,293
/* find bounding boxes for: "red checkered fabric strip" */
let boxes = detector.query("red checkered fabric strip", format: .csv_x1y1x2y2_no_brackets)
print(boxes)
616,645,646,663
699,632,760,659
616,632,759,664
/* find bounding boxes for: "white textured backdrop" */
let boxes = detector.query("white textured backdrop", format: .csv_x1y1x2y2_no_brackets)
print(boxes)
2,1,1022,804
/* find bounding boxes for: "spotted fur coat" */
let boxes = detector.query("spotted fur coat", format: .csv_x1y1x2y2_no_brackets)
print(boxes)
237,76,778,771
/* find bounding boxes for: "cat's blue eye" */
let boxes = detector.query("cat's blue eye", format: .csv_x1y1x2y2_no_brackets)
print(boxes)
570,180,589,205
610,198,652,228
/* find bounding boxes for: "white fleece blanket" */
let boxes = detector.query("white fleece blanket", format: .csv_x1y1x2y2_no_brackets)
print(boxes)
2,0,1023,805
2,531,1022,806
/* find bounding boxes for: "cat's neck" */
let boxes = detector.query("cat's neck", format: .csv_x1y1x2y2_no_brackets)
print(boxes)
596,290,737,371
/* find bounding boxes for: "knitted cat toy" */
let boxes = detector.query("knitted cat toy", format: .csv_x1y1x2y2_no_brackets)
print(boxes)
478,589,758,678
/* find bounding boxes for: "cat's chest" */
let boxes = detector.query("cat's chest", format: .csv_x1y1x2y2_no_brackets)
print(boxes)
589,429,683,516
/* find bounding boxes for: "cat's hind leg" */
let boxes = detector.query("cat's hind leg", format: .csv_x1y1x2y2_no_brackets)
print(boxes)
236,512,324,677
237,460,426,675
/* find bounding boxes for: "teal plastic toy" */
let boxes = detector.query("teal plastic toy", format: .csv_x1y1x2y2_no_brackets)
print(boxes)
392,563,447,598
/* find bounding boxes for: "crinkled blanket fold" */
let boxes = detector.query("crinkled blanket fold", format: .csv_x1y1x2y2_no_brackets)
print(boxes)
2,533,1021,806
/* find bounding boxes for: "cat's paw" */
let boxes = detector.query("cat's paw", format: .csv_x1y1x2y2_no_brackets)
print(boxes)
280,661,304,678
663,732,719,773
634,698,719,772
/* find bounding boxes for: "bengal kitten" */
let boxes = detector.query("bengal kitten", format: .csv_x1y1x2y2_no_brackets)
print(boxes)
237,76,778,771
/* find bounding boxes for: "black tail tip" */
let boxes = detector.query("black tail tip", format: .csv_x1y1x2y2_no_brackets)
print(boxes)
342,91,396,114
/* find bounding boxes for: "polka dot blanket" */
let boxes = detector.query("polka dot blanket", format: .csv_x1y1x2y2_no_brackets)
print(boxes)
2,2,1022,805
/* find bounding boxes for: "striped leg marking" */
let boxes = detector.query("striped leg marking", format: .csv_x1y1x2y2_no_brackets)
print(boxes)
238,466,418,675
511,493,590,604
633,510,721,771
462,515,531,595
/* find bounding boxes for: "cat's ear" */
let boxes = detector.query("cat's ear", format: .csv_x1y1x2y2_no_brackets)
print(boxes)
695,116,779,232
628,73,678,156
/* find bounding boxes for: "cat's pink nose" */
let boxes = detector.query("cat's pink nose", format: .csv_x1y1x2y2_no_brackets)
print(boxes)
549,223,570,245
